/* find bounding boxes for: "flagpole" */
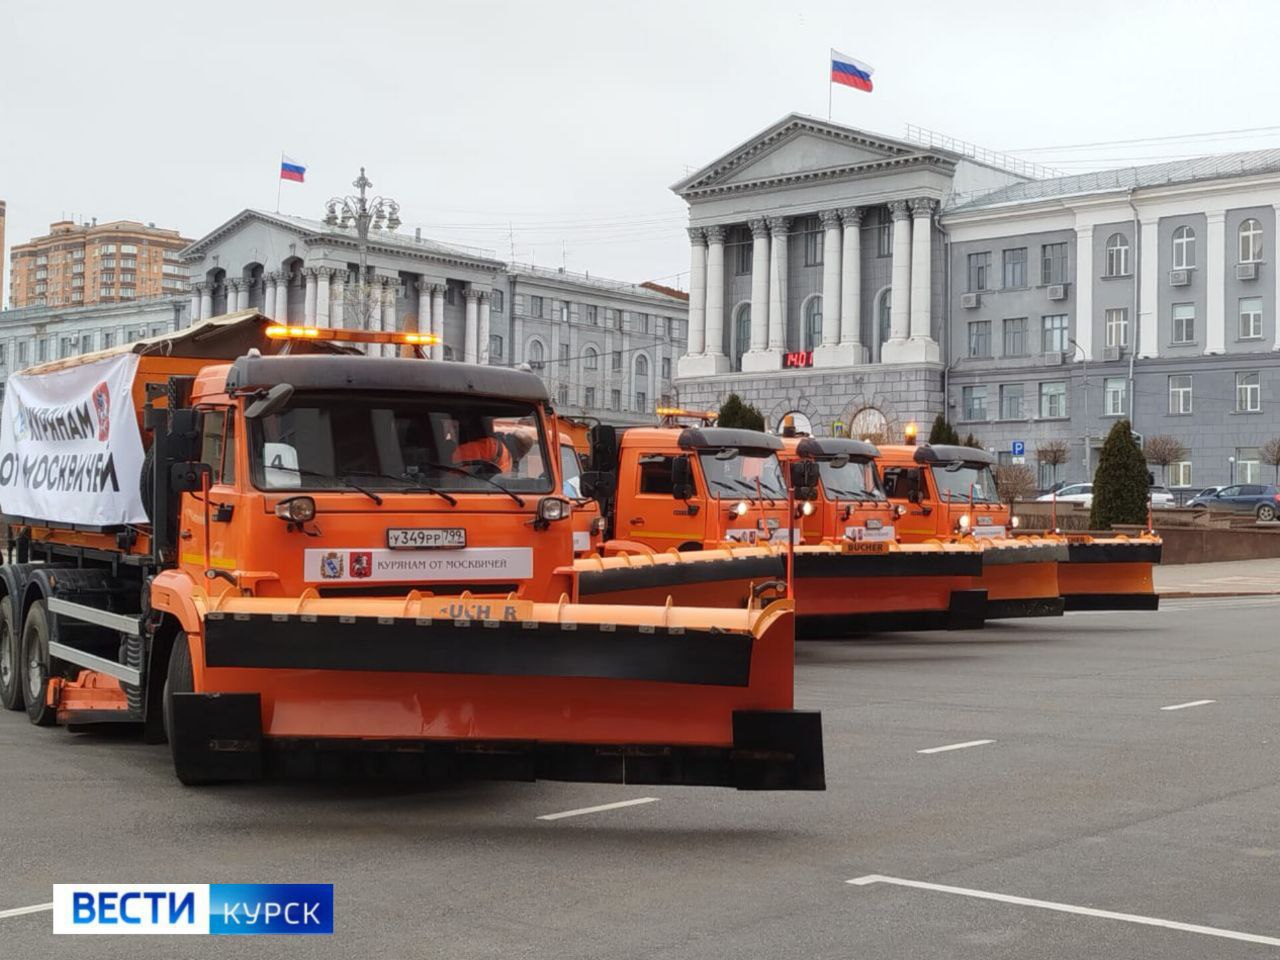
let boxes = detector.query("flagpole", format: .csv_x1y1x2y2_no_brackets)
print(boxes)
276,151,283,213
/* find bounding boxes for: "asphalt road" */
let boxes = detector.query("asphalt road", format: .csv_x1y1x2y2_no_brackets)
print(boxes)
2,596,1279,959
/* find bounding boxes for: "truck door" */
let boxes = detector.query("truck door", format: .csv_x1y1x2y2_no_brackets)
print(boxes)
182,407,240,572
882,465,938,538
624,451,702,550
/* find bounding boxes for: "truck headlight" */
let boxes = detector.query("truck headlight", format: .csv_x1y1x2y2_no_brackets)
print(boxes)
1011,515,1021,528
799,501,815,517
537,497,571,522
732,500,749,517
957,513,971,531
894,504,906,517
274,496,316,523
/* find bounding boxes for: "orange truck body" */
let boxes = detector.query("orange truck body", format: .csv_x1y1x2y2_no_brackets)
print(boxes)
0,313,823,790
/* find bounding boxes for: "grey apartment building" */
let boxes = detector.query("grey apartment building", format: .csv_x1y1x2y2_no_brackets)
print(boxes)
674,114,1280,490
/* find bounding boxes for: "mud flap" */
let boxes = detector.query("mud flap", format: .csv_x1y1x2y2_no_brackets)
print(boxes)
732,709,825,791
1063,593,1160,611
170,692,263,783
946,589,988,630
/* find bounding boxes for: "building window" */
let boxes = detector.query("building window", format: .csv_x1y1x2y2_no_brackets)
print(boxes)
661,356,671,380
1104,377,1127,416
1236,371,1261,412
1169,374,1192,414
18,341,29,366
1170,461,1192,487
804,297,823,350
584,304,598,325
803,217,823,267
1002,317,1028,356
967,320,991,358
528,339,545,371
584,346,599,370
445,286,457,306
962,386,987,421
735,234,753,275
1105,308,1129,348
1237,448,1261,483
81,333,94,353
37,340,47,362
733,305,751,371
584,386,595,408
1039,381,1067,418
1239,218,1263,263
656,316,666,338
610,389,621,411
102,332,115,349
611,350,622,372
635,390,647,412
558,343,569,367
1172,303,1195,344
529,295,543,318
1041,242,1068,284
876,208,892,257
1172,225,1196,269
1041,314,1068,353
967,252,992,292
1002,247,1026,288
999,383,1024,420
1105,233,1130,277
489,334,504,360
557,385,569,406
491,289,504,312
1239,297,1263,339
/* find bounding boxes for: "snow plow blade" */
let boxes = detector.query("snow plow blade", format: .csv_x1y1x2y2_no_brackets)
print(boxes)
176,592,823,791
1058,535,1162,611
976,537,1069,620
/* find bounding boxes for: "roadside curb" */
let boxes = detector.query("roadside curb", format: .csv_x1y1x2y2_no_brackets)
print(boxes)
1158,590,1280,599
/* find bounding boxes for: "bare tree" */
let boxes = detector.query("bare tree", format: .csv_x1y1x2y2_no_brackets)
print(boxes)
1142,435,1188,485
993,463,1036,502
1263,437,1280,484
1035,439,1070,488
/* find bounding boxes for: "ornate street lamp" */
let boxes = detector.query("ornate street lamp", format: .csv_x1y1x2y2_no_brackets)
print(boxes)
324,168,401,331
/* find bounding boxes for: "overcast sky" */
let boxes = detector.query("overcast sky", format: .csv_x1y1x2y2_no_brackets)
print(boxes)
4,0,1280,305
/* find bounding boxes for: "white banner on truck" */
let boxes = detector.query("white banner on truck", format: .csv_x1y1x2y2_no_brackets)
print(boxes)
0,353,148,526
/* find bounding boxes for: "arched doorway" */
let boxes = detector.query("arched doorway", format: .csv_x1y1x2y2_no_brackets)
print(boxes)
778,411,814,436
802,295,823,351
732,303,751,371
850,406,889,444
873,287,892,362
207,267,227,316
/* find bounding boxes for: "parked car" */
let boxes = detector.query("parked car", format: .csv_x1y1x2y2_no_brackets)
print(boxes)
1186,483,1280,521
1149,485,1175,509
1186,485,1228,506
1037,482,1092,506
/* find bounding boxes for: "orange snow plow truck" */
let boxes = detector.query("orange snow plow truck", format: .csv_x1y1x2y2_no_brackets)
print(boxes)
0,313,822,790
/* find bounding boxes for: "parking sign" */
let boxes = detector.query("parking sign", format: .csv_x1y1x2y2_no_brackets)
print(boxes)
1011,440,1025,456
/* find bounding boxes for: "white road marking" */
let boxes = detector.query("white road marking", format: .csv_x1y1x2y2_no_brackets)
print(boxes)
537,797,659,821
0,902,52,921
846,874,1280,947
1161,699,1216,711
916,739,995,755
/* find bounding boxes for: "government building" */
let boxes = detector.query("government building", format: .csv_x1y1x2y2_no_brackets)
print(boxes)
674,114,1280,490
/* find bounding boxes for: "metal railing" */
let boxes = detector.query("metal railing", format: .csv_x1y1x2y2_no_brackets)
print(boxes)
905,124,1064,180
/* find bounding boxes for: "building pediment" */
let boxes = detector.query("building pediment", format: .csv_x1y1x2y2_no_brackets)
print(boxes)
672,114,955,200
179,209,315,261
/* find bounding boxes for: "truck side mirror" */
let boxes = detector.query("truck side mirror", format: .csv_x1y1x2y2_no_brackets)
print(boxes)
244,383,294,420
580,470,612,499
170,461,212,494
671,456,693,501
789,460,820,501
168,409,202,463
907,488,920,504
588,424,618,472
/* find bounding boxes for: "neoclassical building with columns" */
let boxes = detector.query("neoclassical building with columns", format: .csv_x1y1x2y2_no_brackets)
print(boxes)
673,114,1026,436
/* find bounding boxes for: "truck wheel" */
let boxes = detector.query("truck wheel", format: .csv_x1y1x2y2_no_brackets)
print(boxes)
164,632,211,785
20,600,57,726
139,445,155,522
0,596,23,711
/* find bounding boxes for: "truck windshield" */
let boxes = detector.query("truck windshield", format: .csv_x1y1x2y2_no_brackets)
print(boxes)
560,444,583,498
818,459,884,500
931,463,1001,504
249,391,553,495
699,451,788,500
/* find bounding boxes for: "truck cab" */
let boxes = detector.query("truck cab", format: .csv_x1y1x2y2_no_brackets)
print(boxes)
778,436,897,544
877,443,1017,542
559,431,603,556
601,425,796,552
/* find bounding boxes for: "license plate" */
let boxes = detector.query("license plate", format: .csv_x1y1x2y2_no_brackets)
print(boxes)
977,515,993,526
386,527,466,550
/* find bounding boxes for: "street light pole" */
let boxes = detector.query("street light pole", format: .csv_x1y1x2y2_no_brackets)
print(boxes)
325,168,401,346
1069,338,1091,478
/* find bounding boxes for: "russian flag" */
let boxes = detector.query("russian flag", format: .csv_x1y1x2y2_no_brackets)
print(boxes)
831,49,874,93
280,155,306,183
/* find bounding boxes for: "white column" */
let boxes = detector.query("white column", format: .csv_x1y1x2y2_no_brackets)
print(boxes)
303,269,318,323
1138,219,1159,357
1074,223,1094,362
464,287,480,363
703,226,727,366
262,275,277,320
198,282,212,322
740,218,776,372
330,272,345,328
904,197,940,362
416,279,432,348
431,284,446,360
478,292,491,364
274,271,289,322
1205,209,1226,355
880,200,914,363
314,269,330,327
238,279,250,311
686,228,706,355
813,209,849,367
380,278,397,358
767,216,790,352
225,279,240,312
839,207,866,362
189,285,202,322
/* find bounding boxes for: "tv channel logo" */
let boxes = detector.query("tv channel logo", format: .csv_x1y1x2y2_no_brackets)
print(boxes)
52,883,333,935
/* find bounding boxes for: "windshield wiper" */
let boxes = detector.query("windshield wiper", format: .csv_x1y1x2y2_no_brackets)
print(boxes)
284,466,384,505
423,461,526,506
386,471,458,507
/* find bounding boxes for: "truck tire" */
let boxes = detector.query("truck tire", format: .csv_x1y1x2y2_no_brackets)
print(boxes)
163,632,211,785
139,445,155,522
20,600,57,726
0,596,23,711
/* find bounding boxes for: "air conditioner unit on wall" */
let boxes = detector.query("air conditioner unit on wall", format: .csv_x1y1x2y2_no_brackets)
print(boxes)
1047,284,1067,301
1043,351,1064,366
1236,262,1258,281
961,293,980,309
1102,346,1122,361
1169,269,1190,286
